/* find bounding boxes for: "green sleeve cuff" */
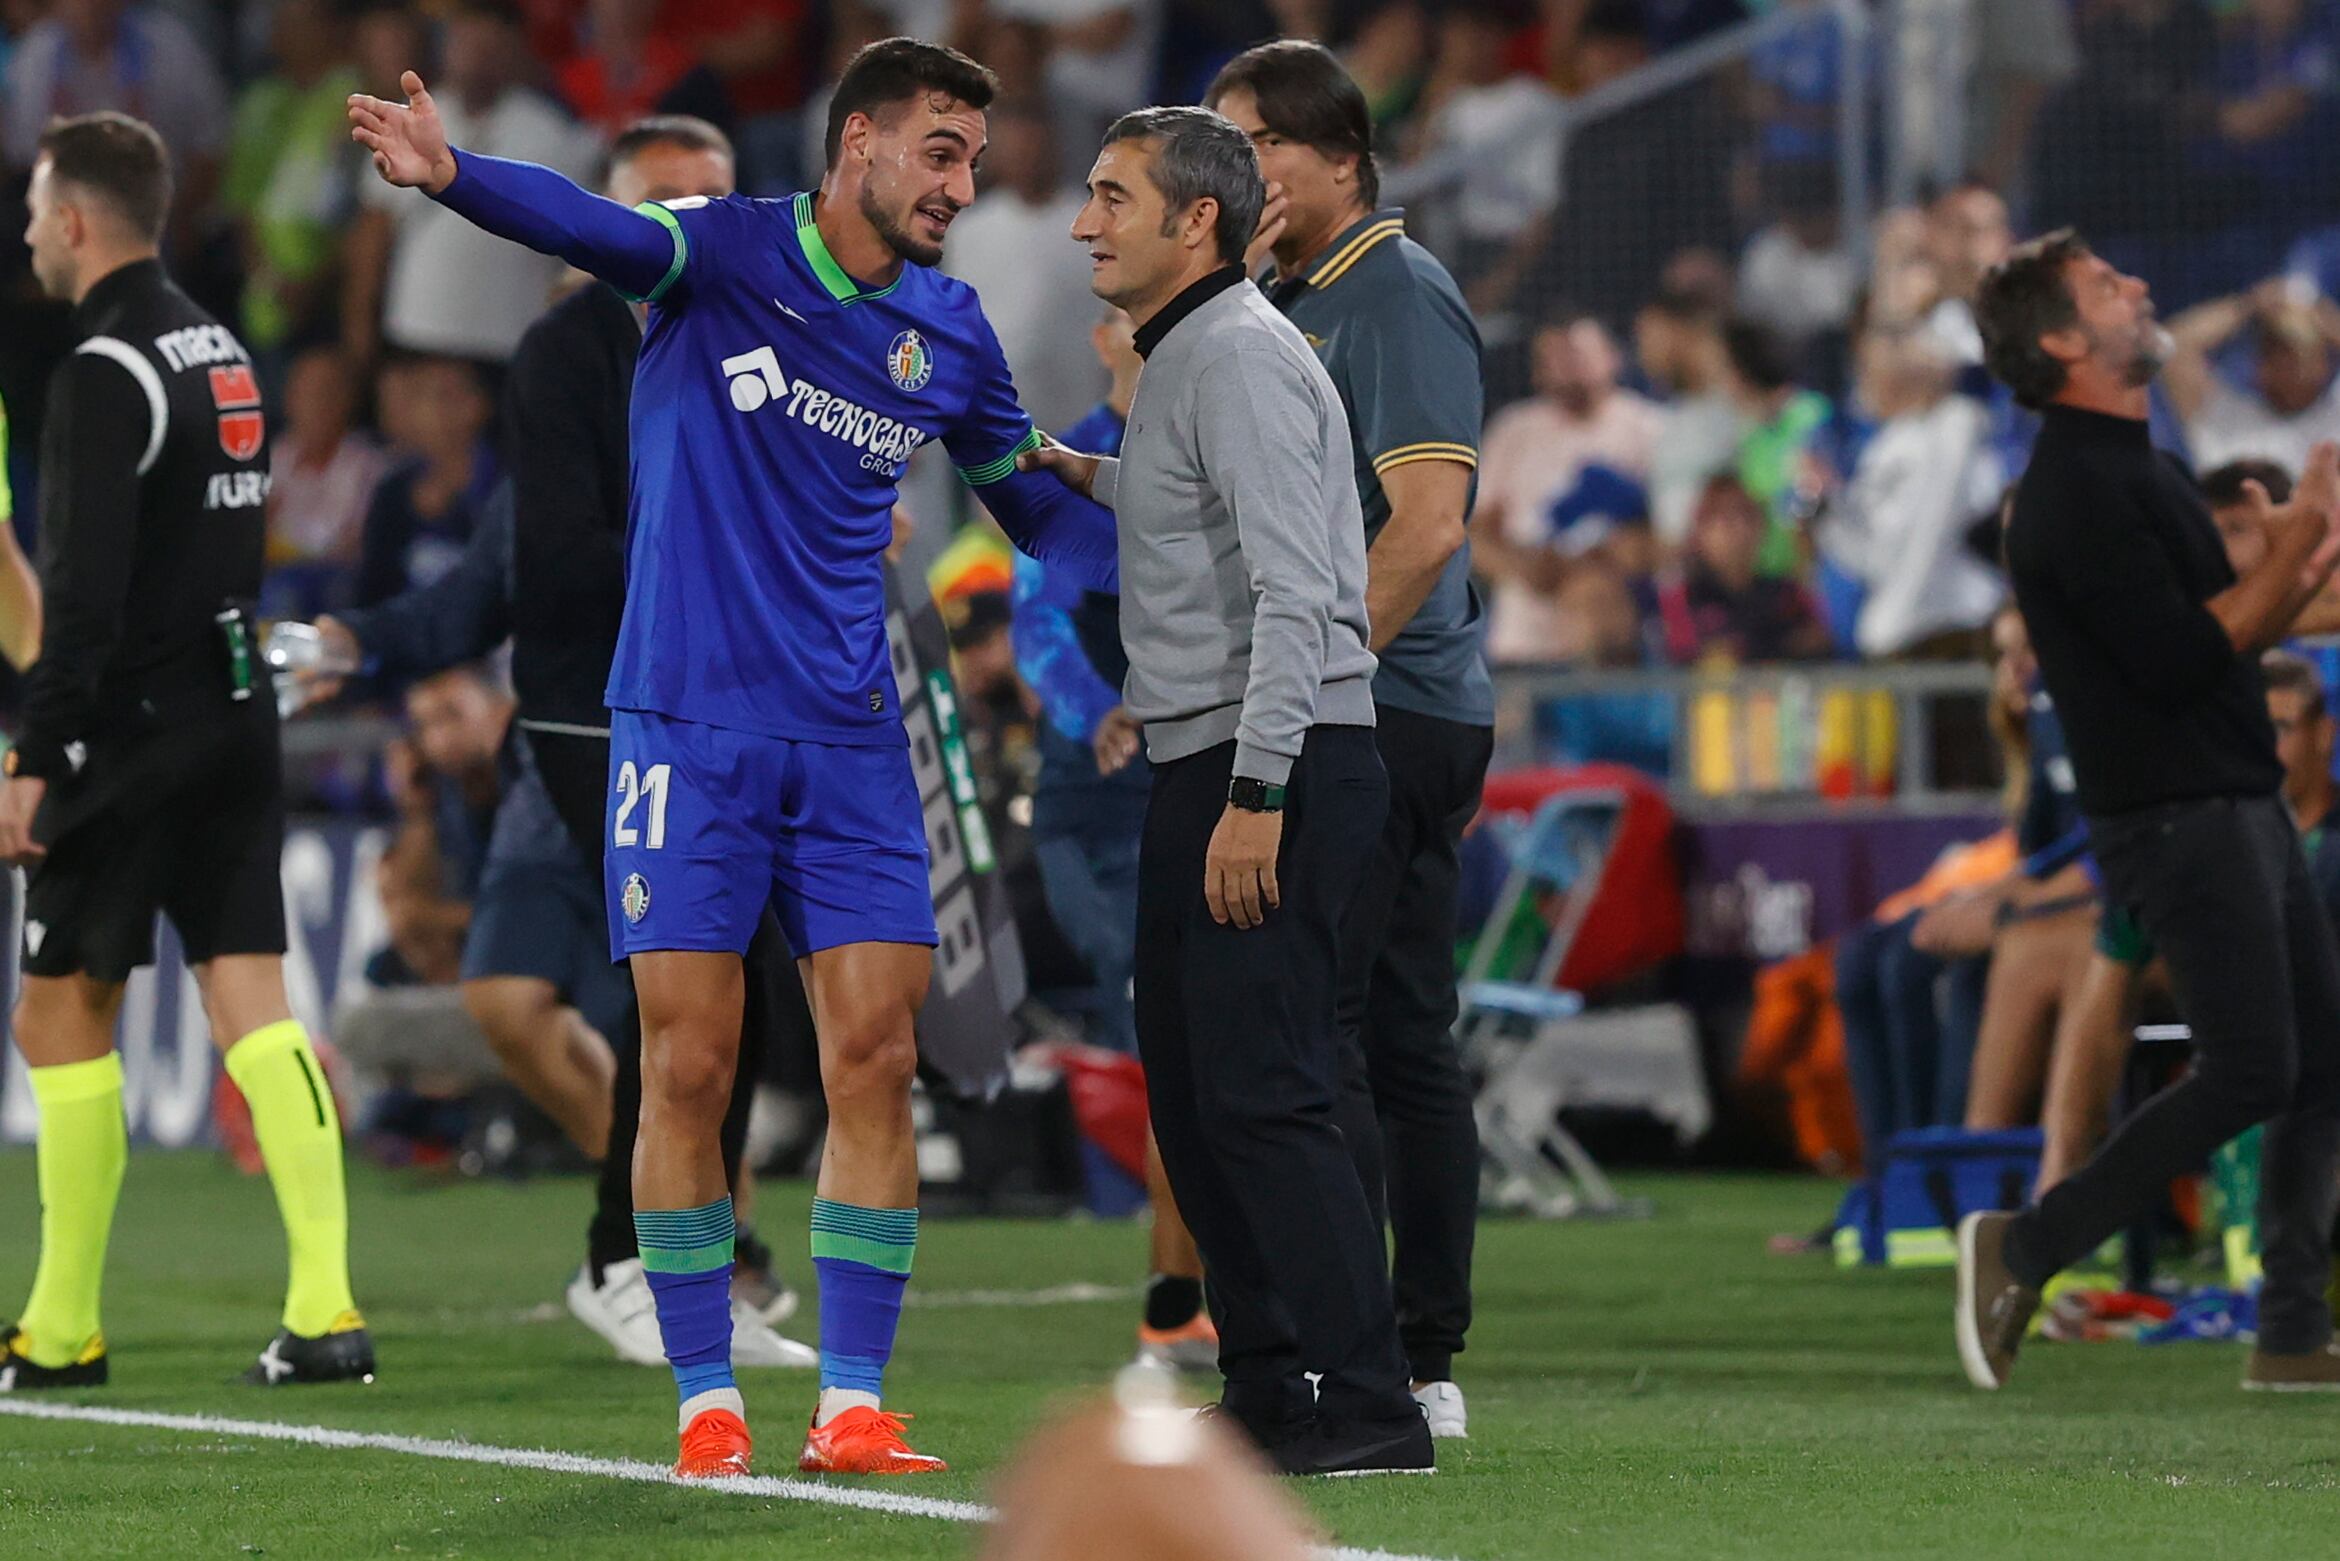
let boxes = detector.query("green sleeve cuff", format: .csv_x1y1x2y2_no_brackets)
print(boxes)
622,202,689,306
956,427,1043,487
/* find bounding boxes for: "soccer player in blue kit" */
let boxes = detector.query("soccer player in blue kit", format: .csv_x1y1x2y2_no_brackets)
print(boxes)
351,40,1120,1478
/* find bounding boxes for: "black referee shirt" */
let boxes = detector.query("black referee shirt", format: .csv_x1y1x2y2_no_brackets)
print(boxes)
23,258,270,779
2003,404,2281,817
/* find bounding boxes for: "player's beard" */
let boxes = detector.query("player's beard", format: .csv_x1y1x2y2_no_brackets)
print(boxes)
862,181,945,269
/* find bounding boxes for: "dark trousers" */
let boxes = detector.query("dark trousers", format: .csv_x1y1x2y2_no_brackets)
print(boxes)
1136,726,1415,1428
1330,706,1492,1385
1032,818,1143,1055
1835,913,1989,1149
2006,795,2340,1353
531,728,769,1270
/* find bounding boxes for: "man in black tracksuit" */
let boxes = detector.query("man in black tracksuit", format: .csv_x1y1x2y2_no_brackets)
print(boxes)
1961,230,2340,1392
0,113,370,1390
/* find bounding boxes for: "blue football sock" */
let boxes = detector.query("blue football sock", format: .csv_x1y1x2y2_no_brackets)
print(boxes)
810,1199,916,1398
635,1198,736,1408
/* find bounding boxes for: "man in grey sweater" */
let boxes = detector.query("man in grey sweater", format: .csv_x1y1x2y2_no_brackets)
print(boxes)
1020,105,1429,1477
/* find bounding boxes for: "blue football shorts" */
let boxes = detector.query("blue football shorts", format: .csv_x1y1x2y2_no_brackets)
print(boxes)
603,707,937,960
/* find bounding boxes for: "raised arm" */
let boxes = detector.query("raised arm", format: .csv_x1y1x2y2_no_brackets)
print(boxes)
349,72,680,303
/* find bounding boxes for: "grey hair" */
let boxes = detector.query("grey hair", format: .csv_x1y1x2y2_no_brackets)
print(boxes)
1101,105,1263,265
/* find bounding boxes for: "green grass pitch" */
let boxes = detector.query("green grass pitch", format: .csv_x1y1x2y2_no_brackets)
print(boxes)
1,1151,2336,1558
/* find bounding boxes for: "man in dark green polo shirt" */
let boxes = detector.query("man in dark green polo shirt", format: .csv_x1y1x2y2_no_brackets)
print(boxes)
1210,41,1493,1441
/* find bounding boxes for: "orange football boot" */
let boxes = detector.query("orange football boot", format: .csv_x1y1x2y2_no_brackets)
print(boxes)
1136,1310,1220,1374
675,1406,753,1479
798,1406,949,1475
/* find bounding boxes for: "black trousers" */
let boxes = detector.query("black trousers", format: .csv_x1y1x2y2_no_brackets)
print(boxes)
1136,725,1414,1428
2006,794,2340,1354
531,727,771,1270
1331,706,1493,1384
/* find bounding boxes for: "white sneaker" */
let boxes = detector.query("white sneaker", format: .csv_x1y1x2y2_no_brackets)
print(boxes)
729,1302,820,1369
566,1259,667,1367
1412,1380,1468,1439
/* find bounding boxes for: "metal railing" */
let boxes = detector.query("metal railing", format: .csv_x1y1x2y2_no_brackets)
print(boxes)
1490,659,1999,813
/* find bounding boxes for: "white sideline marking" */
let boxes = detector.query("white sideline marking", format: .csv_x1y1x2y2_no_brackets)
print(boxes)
0,1400,1453,1561
905,1281,1135,1309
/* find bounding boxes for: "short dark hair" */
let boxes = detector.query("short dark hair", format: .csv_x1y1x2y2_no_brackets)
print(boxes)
1721,316,1796,394
1976,228,2093,411
1205,40,1379,208
37,113,173,243
825,37,999,168
2200,458,2295,509
611,115,735,169
1102,106,1264,266
2263,648,2328,720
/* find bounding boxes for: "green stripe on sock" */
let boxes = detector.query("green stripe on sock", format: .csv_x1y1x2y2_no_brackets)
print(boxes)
810,1199,916,1276
810,1230,915,1275
638,1240,734,1275
635,1198,734,1275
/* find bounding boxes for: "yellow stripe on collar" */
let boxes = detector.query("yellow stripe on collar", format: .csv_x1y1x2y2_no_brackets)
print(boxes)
1306,218,1404,289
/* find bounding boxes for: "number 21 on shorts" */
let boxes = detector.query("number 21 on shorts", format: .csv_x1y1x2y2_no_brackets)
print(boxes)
614,761,671,849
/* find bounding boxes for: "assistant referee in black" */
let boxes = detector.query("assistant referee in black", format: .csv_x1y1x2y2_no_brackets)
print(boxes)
1961,231,2340,1391
0,113,370,1390
1208,42,1491,1437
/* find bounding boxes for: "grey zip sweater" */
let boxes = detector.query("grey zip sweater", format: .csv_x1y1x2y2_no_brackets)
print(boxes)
1094,270,1377,785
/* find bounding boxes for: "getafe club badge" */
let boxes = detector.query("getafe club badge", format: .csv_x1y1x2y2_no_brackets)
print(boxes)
887,330,934,393
622,873,652,924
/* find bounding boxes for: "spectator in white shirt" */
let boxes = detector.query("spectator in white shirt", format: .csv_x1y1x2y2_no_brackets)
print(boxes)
1736,161,1857,360
269,346,389,570
1471,312,1664,663
1819,321,2005,658
1399,0,1560,315
943,100,1105,433
342,0,596,365
2165,277,2340,480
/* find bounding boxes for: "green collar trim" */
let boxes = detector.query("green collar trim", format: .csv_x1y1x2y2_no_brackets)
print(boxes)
793,192,903,305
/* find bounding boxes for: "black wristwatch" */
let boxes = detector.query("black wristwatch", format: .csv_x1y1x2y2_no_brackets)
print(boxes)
1228,777,1286,813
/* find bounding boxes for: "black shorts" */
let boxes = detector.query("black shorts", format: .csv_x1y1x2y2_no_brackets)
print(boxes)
22,696,287,982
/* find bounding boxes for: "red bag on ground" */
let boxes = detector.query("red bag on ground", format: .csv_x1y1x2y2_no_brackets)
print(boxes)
1050,1044,1150,1184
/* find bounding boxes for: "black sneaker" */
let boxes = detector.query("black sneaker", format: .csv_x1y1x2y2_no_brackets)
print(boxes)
243,1311,376,1385
0,1325,107,1390
1190,1400,1308,1459
1273,1413,1437,1478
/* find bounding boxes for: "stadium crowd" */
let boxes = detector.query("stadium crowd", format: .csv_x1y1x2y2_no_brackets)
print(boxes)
6,0,2340,1202
6,2,2340,746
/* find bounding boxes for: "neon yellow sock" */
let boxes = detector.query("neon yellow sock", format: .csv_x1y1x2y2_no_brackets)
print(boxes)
224,1021,358,1336
17,1053,127,1367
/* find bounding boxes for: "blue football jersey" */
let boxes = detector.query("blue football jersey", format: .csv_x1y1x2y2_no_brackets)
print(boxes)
613,192,1047,746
